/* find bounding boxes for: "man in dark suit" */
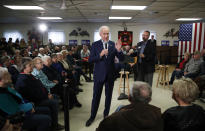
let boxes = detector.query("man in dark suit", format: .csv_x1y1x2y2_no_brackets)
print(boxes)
86,26,124,127
130,31,156,86
151,35,157,46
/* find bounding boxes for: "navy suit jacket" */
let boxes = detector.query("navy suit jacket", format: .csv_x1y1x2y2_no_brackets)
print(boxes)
89,40,124,82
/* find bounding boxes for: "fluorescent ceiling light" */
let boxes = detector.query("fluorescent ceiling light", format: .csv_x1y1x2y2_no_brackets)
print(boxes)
176,18,202,21
109,17,132,20
3,5,44,10
37,17,62,20
111,6,146,10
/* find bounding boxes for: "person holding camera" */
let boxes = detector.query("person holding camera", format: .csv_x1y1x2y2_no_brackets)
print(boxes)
0,67,51,131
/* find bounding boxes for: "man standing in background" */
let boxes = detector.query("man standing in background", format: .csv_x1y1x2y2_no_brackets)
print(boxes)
129,31,156,86
86,26,124,127
151,35,157,46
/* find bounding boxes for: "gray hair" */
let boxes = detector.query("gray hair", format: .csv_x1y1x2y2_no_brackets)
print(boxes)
39,48,44,51
0,67,8,80
130,81,152,103
173,78,199,103
99,26,110,35
42,56,51,62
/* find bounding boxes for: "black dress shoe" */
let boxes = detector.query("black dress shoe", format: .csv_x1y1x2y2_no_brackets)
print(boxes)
54,123,64,130
86,118,94,127
77,88,83,92
75,102,82,107
86,79,93,82
78,83,83,86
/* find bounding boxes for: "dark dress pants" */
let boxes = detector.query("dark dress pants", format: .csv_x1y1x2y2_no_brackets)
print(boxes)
136,63,153,86
38,99,59,127
22,106,51,131
90,78,114,119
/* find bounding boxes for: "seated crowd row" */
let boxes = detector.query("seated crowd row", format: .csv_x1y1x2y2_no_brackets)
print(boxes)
0,38,94,131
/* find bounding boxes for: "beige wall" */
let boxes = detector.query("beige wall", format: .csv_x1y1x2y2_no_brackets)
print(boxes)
0,22,179,46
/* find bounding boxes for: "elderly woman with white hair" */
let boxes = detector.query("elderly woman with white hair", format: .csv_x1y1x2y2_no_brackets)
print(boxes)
32,57,57,94
163,78,205,131
96,81,163,131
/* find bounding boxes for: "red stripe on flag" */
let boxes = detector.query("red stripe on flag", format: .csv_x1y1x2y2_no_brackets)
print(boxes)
185,41,187,52
189,41,192,53
193,23,197,52
180,41,183,59
198,22,202,50
204,24,205,49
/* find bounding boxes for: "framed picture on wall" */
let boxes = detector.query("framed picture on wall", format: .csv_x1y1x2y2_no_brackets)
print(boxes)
81,40,90,46
161,40,170,46
69,40,77,46
118,31,133,46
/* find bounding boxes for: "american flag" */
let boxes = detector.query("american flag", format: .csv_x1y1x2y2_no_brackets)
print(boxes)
178,22,205,62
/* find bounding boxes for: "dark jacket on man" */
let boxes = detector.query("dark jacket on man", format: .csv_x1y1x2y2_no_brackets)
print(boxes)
96,102,163,131
131,39,156,73
15,74,48,105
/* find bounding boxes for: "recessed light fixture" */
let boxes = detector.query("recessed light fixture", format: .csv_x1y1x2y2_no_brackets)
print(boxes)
37,17,62,20
111,6,146,10
176,18,202,21
3,5,44,10
109,17,132,20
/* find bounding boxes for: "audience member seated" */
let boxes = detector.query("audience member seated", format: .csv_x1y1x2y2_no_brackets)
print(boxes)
60,51,82,86
54,46,60,53
184,51,203,79
67,49,92,82
31,38,38,51
71,46,81,60
194,75,205,100
80,45,93,76
169,52,191,84
162,78,205,131
19,38,27,49
32,57,57,94
13,39,20,50
42,56,82,109
26,46,32,56
0,56,19,85
122,45,131,55
12,54,22,72
96,81,163,131
15,57,64,130
20,49,29,57
44,45,52,56
30,49,38,59
61,45,67,51
0,67,51,131
199,55,205,76
38,48,46,58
